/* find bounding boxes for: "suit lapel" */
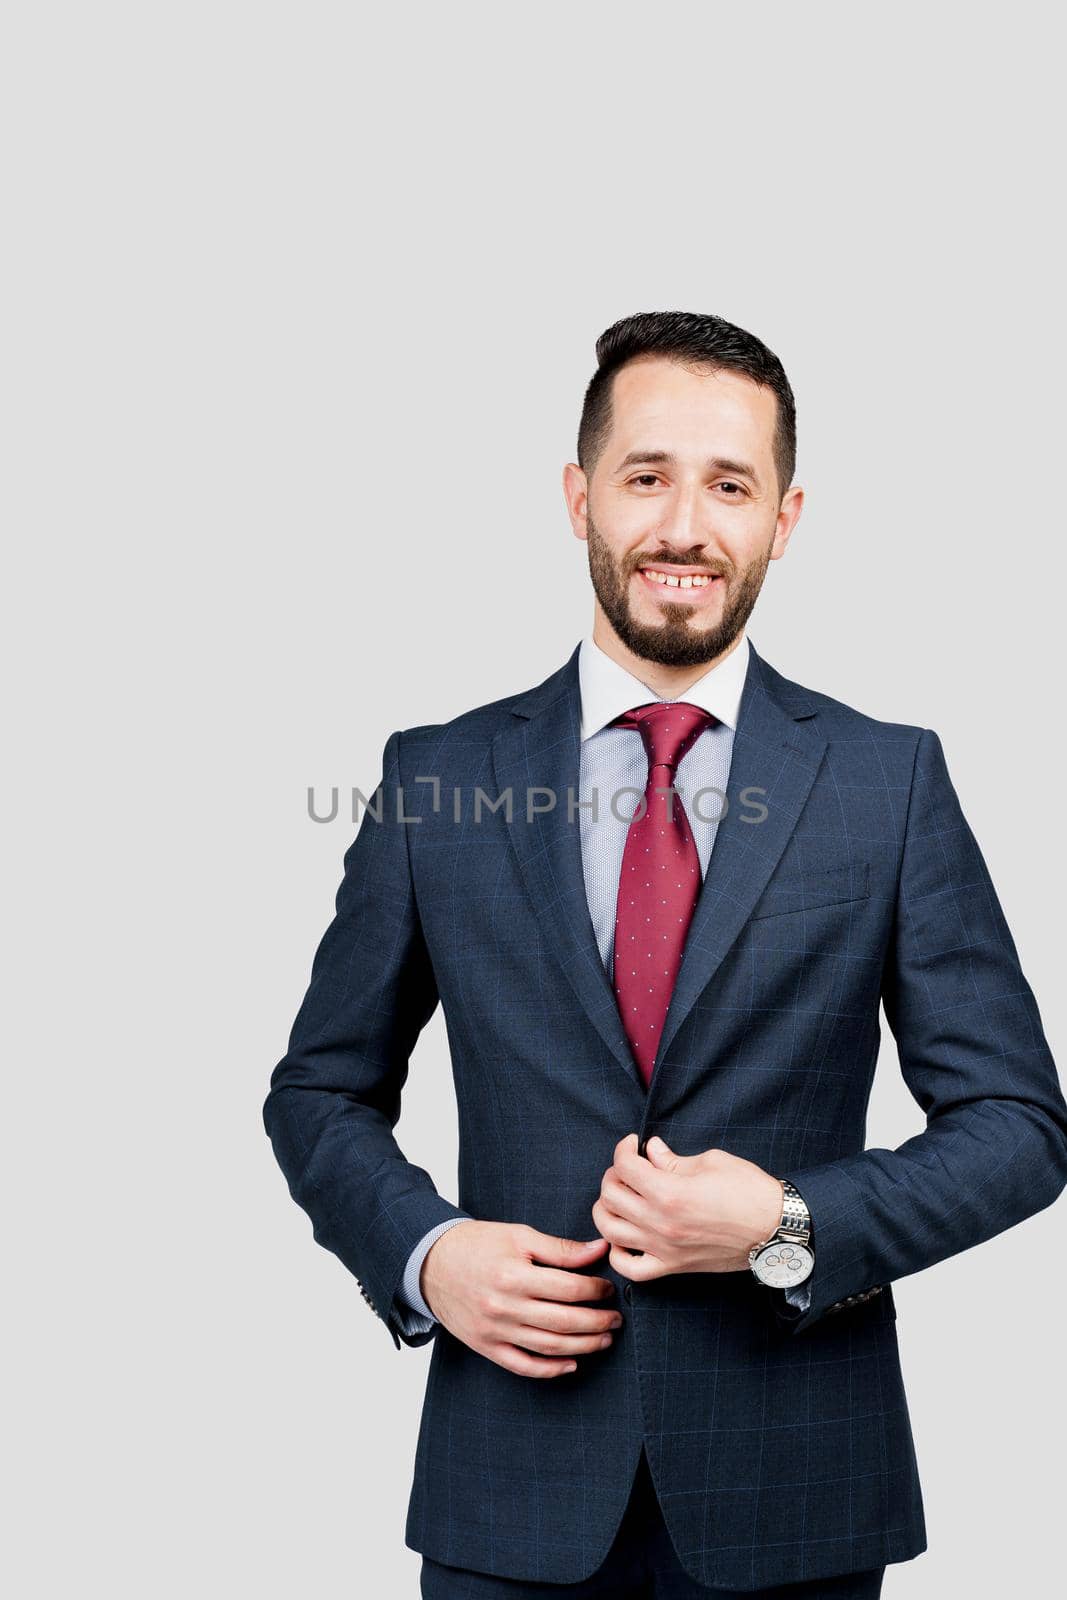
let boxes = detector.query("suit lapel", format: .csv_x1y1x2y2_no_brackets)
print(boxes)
652,648,827,1073
490,639,828,1096
490,644,640,1086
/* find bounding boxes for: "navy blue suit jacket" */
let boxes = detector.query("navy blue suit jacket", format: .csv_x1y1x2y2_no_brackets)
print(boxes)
263,638,1067,1590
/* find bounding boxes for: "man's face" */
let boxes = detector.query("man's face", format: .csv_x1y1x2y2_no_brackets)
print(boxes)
563,357,803,668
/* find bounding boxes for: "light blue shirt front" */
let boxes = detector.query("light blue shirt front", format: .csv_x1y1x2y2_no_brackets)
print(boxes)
395,630,759,1332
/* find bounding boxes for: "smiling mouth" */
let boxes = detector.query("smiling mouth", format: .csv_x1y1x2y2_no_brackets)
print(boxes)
635,565,724,597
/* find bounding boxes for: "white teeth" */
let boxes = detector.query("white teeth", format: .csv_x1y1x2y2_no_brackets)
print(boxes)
641,569,715,588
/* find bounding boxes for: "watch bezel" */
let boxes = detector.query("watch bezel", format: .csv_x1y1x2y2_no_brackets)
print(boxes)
749,1237,815,1287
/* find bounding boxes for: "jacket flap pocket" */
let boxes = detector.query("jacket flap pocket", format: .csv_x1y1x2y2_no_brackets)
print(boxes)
751,859,870,919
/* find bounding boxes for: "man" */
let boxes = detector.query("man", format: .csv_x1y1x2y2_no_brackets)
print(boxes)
263,311,1067,1597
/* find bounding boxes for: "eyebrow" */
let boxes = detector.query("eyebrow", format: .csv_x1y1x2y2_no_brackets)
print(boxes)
616,449,762,487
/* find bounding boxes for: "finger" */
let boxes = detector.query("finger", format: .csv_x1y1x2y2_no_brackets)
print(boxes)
509,1324,617,1357
614,1141,670,1200
601,1170,648,1225
593,1204,646,1251
509,1298,624,1336
517,1265,618,1303
493,1344,580,1379
518,1228,610,1268
610,1244,666,1281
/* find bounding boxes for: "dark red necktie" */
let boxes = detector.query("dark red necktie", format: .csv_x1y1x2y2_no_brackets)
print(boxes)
610,701,719,1088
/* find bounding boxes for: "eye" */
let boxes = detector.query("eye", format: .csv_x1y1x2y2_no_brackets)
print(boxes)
628,473,662,488
716,480,745,497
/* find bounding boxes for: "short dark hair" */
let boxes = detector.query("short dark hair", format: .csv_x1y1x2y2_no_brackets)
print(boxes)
577,310,796,498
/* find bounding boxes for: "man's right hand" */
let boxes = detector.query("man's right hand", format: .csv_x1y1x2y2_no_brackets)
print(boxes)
419,1221,622,1378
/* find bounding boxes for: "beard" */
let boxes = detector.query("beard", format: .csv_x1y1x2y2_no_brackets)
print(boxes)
584,510,773,669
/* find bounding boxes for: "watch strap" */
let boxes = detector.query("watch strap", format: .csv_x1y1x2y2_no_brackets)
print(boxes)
777,1177,811,1243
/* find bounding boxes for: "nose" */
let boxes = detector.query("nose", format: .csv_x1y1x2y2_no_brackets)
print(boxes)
658,480,705,548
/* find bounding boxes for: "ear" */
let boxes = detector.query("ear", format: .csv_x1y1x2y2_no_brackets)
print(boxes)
770,483,804,561
562,461,589,542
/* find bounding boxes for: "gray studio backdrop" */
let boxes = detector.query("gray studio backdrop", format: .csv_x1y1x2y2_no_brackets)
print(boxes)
5,4,1063,1597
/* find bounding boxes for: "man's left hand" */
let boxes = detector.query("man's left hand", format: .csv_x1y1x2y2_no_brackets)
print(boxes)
591,1133,783,1280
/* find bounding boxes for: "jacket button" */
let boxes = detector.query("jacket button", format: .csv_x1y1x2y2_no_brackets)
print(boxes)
623,1284,633,1303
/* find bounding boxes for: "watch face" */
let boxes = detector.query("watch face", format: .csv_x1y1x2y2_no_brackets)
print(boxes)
752,1241,814,1288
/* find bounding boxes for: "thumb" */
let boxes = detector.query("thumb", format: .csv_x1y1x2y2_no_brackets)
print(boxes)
645,1135,685,1170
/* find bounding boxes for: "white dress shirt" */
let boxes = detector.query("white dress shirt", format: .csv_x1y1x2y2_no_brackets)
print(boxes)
394,631,753,1331
576,630,749,972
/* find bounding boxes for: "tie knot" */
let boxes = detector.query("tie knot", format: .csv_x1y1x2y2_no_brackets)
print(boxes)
610,700,718,771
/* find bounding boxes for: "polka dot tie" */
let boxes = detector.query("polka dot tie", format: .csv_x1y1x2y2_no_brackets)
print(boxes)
610,701,719,1088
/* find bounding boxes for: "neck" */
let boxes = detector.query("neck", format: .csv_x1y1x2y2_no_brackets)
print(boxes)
591,613,745,700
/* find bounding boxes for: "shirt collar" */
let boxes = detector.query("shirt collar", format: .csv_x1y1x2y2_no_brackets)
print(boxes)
578,631,750,742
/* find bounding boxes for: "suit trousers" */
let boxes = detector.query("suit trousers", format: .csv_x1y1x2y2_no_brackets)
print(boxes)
419,1445,886,1598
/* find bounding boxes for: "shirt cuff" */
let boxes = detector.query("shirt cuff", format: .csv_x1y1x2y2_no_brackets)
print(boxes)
398,1217,472,1322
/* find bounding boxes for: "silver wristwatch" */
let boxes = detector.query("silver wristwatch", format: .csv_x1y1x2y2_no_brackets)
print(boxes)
748,1178,814,1288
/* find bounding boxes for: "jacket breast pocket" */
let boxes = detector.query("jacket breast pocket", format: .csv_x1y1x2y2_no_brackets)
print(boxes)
750,858,870,919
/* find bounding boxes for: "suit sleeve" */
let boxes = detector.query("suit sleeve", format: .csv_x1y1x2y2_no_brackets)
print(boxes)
262,728,474,1351
774,726,1067,1334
